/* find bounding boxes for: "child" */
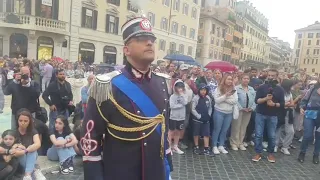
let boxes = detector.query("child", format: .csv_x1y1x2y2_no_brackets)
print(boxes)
191,84,214,156
47,115,78,175
0,130,20,180
169,80,188,154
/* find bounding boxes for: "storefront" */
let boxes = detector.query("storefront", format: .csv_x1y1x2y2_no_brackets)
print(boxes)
79,42,95,64
9,33,28,58
103,45,117,64
37,36,54,60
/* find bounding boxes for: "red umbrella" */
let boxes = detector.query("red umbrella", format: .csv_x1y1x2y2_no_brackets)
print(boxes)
52,56,64,63
205,61,237,72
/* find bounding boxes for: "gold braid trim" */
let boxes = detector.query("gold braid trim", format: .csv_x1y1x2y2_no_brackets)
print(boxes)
96,93,165,159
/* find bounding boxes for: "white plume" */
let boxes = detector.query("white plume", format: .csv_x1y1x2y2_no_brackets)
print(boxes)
205,0,216,7
129,0,148,10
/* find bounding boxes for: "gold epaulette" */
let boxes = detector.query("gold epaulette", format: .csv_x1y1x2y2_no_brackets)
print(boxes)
89,70,121,104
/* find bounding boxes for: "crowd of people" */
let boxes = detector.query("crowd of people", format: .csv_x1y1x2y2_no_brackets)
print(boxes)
0,55,319,180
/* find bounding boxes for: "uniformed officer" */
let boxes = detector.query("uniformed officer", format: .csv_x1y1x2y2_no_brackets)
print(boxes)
80,16,171,180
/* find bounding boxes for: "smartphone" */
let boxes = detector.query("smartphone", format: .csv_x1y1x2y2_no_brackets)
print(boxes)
230,90,236,94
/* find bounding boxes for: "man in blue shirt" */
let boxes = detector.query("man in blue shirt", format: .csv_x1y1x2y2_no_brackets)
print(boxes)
252,69,285,163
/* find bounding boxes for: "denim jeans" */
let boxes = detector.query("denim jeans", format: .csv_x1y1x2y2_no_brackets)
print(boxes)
49,110,69,130
300,118,320,156
47,136,76,163
18,151,38,174
254,113,278,154
212,109,233,147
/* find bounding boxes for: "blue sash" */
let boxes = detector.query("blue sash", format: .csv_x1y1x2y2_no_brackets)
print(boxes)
112,74,170,180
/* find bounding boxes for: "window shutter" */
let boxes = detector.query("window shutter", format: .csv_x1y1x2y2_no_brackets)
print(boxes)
93,10,98,30
52,0,59,20
25,0,31,15
115,17,119,34
81,7,86,27
106,14,110,33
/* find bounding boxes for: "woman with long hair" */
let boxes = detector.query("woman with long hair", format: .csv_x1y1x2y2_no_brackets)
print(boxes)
212,74,238,154
230,74,256,151
15,109,45,180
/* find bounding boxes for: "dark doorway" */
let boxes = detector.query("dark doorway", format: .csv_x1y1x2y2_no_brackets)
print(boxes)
9,33,28,58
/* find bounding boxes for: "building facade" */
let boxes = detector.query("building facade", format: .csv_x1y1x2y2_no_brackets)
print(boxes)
232,15,244,65
0,0,70,60
265,37,281,69
69,0,201,65
293,21,320,75
236,0,269,69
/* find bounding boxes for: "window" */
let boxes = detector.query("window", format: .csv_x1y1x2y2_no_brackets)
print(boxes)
298,34,302,39
314,49,317,55
209,50,213,58
81,7,98,30
173,0,180,11
147,12,155,26
211,37,214,44
159,40,166,51
317,33,320,38
62,39,67,48
216,39,219,46
36,0,59,19
307,59,310,64
196,48,202,57
169,42,176,52
183,3,188,15
201,0,205,8
215,0,220,5
198,36,203,43
308,33,313,38
179,44,184,54
317,59,319,64
189,28,195,39
308,40,311,45
307,49,310,55
214,51,218,59
181,25,187,36
199,22,204,29
191,7,197,19
160,17,168,30
217,28,220,37
106,14,119,34
171,22,178,34
211,24,215,34
107,0,120,6
187,46,193,55
298,40,301,48
304,59,306,64
312,68,315,73
162,0,170,6
296,49,300,57
317,40,320,45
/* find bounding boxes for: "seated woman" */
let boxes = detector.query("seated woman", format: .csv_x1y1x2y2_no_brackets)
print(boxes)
15,109,46,180
47,115,77,175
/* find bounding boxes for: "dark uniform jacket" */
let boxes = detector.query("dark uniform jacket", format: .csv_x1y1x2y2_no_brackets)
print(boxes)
81,64,170,180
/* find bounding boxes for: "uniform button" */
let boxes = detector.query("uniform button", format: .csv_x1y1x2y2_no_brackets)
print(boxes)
162,82,165,84
137,110,140,114
163,109,166,112
142,132,146,136
163,89,165,91
164,99,167,101
144,143,147,146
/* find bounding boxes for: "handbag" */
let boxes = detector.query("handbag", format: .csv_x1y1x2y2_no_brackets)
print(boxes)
233,104,239,119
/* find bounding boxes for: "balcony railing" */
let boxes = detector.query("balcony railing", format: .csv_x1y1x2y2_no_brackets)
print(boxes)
0,13,67,34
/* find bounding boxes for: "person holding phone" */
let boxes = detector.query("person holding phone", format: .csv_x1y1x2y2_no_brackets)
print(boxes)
212,74,238,154
252,69,285,163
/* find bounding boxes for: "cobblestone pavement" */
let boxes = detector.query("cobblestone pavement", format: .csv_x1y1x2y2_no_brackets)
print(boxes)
46,142,320,180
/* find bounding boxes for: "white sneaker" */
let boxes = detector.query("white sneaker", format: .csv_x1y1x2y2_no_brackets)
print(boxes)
281,148,291,155
23,175,32,180
231,145,238,151
299,137,303,142
213,146,220,154
274,146,278,153
243,142,248,147
262,142,268,149
172,146,184,155
218,146,229,154
33,169,46,180
249,141,255,146
239,144,247,151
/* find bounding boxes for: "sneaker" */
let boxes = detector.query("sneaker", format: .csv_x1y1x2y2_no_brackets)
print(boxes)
193,146,201,155
262,142,268,149
239,144,247,151
267,154,276,163
231,144,238,151
281,148,290,155
60,166,69,175
178,142,188,149
203,148,215,157
298,137,303,142
33,169,47,180
213,146,220,155
218,146,228,154
172,146,184,155
274,146,278,153
68,157,74,172
23,175,32,180
313,155,319,164
252,154,262,162
249,141,255,146
243,142,248,147
298,152,305,163
289,144,296,149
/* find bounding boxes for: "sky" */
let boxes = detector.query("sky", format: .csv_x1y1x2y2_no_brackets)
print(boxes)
247,0,320,48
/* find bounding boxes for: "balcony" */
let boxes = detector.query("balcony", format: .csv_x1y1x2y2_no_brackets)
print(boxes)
0,13,68,35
